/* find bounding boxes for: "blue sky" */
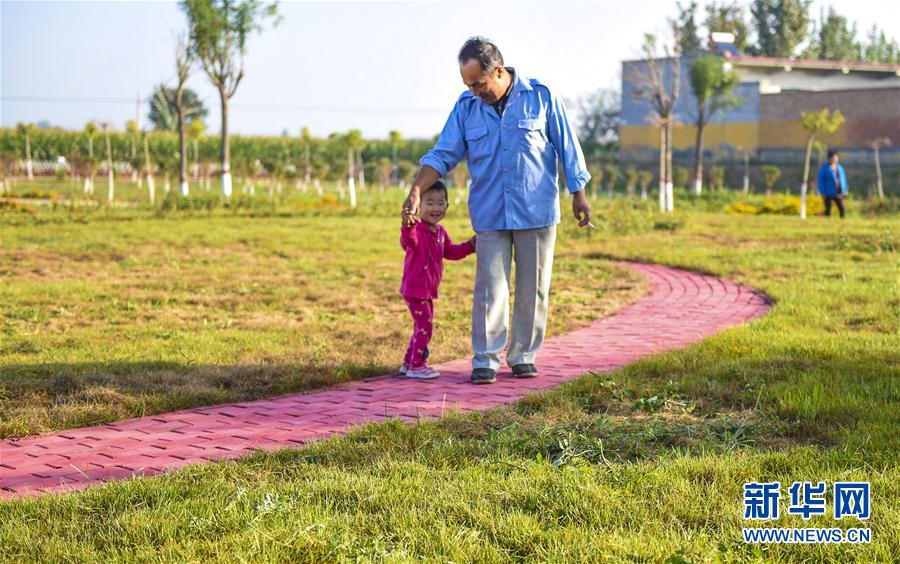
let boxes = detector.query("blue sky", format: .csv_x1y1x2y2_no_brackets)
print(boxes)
2,0,898,139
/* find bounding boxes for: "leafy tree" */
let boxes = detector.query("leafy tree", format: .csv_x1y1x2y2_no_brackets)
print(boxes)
676,1,703,56
388,130,404,183
803,7,860,61
181,0,280,197
750,0,812,57
161,33,200,195
761,165,781,195
82,121,99,195
149,87,208,132
674,165,690,189
704,2,751,53
800,108,844,218
576,88,620,160
624,166,639,198
637,170,654,200
689,55,740,194
870,137,890,200
862,25,900,63
603,163,621,199
708,165,726,190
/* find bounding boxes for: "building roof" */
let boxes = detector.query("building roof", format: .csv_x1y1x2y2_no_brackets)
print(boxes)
730,55,900,74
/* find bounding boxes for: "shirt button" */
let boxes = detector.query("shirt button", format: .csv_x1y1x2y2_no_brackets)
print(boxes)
502,124,507,128
503,146,508,151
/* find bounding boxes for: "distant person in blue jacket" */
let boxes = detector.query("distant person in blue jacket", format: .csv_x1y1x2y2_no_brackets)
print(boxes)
817,150,848,218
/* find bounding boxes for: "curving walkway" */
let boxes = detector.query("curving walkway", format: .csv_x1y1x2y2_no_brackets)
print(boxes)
0,262,771,499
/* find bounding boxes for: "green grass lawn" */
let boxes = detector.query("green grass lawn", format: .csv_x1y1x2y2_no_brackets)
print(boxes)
1,189,898,561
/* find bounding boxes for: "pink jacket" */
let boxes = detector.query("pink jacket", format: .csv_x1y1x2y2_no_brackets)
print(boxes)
400,222,475,299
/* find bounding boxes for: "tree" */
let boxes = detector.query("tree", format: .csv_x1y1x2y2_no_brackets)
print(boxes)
708,166,726,190
161,33,200,195
102,122,115,203
861,25,900,63
799,108,844,218
803,7,860,61
603,163,621,199
299,126,314,189
341,129,363,208
625,166,639,198
676,1,703,56
629,29,681,212
761,165,781,195
388,130,404,184
869,137,890,200
638,170,653,200
125,119,141,183
143,131,157,204
705,2,751,53
575,88,620,160
83,121,99,195
181,0,280,198
187,118,206,186
15,122,34,181
148,86,208,131
689,55,740,194
750,0,812,58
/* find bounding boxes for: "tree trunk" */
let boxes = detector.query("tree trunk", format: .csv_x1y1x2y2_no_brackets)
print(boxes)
219,89,232,197
743,152,750,195
143,135,155,205
658,125,666,212
177,101,189,196
693,120,706,195
665,121,674,212
25,134,33,181
315,178,323,196
105,127,114,204
801,134,814,219
347,148,357,208
874,145,884,200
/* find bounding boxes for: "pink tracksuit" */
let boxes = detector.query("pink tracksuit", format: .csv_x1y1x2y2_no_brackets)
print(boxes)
400,222,475,368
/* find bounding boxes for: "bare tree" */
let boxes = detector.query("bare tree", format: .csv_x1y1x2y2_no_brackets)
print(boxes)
162,33,199,196
628,28,682,212
870,137,890,200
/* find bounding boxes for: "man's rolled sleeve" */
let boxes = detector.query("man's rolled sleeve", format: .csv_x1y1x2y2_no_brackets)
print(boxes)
546,91,591,193
419,104,466,177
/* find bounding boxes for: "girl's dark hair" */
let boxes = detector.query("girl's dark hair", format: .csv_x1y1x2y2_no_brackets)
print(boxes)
827,150,838,159
423,180,448,200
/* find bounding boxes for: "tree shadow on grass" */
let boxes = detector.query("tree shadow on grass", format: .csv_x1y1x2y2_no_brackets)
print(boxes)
0,360,398,439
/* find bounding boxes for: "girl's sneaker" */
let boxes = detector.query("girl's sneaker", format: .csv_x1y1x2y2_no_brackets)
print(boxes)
405,365,439,379
398,364,409,375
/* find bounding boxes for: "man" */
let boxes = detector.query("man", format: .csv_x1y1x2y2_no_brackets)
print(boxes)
817,150,849,218
402,37,592,384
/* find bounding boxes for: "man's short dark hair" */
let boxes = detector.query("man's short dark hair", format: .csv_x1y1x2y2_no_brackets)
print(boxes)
423,180,448,200
827,150,838,159
458,37,504,73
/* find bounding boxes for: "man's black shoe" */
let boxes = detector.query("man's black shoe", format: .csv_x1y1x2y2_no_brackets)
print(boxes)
470,368,497,384
512,363,538,378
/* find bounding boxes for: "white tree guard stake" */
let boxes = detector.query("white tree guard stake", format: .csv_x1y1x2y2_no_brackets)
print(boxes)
221,171,233,198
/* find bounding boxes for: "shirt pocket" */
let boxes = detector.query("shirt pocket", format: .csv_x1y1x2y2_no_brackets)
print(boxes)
517,117,547,153
464,124,490,163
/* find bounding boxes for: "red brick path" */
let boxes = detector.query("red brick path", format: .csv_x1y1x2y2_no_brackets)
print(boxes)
0,262,770,499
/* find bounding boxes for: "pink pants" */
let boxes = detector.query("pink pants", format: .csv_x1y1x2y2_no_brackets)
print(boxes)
404,297,434,368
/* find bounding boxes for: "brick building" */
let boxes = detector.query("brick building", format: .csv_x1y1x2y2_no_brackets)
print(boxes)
619,36,900,167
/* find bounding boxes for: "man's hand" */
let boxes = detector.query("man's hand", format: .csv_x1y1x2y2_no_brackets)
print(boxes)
402,189,421,227
572,190,592,228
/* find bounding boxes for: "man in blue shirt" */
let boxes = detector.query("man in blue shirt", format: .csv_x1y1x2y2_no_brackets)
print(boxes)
402,37,592,384
817,150,849,218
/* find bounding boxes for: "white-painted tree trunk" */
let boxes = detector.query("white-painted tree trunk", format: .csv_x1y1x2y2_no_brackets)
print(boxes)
666,182,674,212
164,175,171,194
694,175,702,195
147,174,156,205
658,183,665,209
743,175,750,195
26,160,33,181
348,176,357,209
800,182,807,219
107,168,115,204
180,181,189,196
84,177,91,195
315,178,323,196
221,171,233,198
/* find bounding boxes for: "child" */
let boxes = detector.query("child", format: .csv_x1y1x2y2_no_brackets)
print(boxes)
399,181,476,379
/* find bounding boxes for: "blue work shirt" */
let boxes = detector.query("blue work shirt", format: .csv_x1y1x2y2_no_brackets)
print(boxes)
420,68,591,232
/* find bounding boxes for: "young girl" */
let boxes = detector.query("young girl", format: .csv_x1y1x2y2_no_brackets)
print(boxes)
399,181,476,379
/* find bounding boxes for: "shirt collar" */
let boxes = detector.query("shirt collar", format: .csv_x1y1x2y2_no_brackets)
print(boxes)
508,67,532,93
